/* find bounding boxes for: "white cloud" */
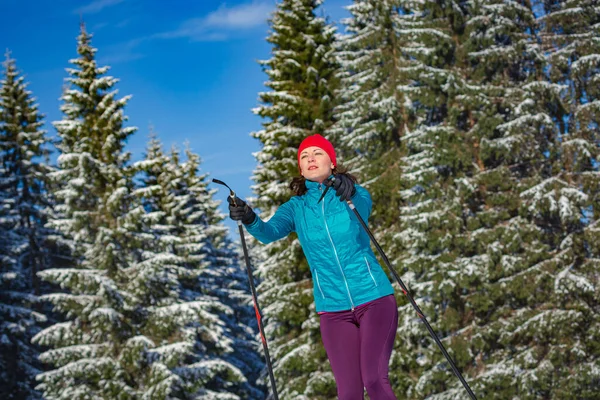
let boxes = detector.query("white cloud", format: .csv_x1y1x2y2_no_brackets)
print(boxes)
203,1,273,29
156,0,273,41
96,0,273,64
74,0,125,15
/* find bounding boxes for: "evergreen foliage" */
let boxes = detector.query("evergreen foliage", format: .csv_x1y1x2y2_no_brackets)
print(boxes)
130,136,264,398
358,0,600,398
34,25,265,399
328,0,410,274
32,24,143,398
2,1,599,397
0,51,52,400
329,0,600,398
251,0,339,397
329,0,408,156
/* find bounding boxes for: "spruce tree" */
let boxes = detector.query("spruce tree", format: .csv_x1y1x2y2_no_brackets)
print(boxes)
390,0,600,398
384,0,473,396
328,0,464,394
0,52,51,400
32,24,142,398
180,144,265,394
328,0,408,156
514,0,600,396
34,22,266,398
422,1,554,397
250,0,338,397
287,0,600,398
129,137,264,398
432,1,600,397
327,0,411,282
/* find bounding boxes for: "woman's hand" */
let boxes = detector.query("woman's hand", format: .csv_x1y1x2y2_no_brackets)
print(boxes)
227,196,256,225
324,174,356,202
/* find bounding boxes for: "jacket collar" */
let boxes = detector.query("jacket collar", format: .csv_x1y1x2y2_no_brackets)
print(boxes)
304,176,333,202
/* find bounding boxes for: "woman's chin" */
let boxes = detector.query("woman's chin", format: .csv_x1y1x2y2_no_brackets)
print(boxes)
306,175,325,183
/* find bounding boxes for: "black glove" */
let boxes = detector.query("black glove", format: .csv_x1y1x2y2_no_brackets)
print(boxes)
227,196,256,225
324,174,356,202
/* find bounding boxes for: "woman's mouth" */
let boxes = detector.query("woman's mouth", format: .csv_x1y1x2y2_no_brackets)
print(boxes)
308,166,318,170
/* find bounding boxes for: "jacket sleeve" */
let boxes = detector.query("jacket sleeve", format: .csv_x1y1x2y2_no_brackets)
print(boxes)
244,199,295,244
351,184,372,222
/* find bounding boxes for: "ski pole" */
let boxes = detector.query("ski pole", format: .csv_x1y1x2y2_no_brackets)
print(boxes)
212,179,280,400
344,197,477,400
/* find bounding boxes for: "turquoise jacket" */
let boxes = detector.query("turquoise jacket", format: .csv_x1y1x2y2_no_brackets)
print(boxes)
245,178,394,312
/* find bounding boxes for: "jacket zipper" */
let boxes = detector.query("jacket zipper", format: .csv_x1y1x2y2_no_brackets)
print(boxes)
315,270,325,299
364,256,378,287
321,185,355,311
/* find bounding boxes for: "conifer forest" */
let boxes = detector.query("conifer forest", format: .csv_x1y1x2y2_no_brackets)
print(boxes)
1,0,599,399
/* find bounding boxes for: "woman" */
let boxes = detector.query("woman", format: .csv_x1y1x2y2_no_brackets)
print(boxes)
228,134,398,399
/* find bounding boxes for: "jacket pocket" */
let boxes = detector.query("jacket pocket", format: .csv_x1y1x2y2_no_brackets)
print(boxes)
364,257,378,287
315,270,326,299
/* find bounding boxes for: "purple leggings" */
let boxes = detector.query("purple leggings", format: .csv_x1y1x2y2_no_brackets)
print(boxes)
319,294,398,400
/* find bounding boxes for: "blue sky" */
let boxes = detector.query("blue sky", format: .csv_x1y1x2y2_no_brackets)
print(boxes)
0,0,350,234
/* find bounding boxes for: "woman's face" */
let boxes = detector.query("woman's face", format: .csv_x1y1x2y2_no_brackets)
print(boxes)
299,146,334,183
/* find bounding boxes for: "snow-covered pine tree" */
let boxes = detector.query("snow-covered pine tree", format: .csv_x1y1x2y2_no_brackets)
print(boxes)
128,136,264,399
384,0,474,397
251,0,338,397
0,51,52,400
327,0,412,293
511,0,600,396
32,24,142,398
392,0,599,398
421,1,556,397
179,144,265,395
422,1,600,397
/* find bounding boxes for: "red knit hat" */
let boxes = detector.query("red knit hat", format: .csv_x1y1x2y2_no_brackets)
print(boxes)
297,134,337,168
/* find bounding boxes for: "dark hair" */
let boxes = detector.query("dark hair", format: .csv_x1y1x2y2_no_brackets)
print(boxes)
289,165,358,196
